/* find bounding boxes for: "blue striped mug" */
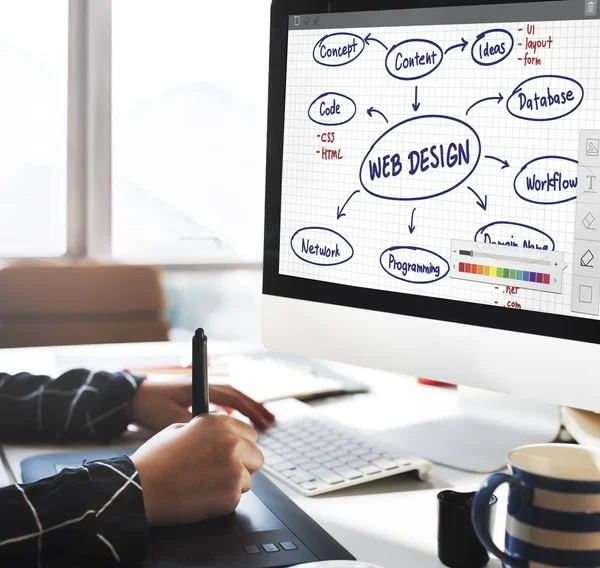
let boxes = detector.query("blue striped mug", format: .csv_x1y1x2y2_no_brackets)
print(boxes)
472,444,600,568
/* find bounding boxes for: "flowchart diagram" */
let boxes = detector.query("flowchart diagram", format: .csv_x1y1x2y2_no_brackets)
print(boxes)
280,19,600,315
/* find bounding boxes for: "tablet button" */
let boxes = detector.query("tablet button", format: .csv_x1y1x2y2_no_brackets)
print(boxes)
280,541,298,551
262,543,279,553
244,545,261,555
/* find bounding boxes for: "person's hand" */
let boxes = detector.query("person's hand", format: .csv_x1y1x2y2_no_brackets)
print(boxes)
131,414,264,526
127,376,275,432
210,384,275,428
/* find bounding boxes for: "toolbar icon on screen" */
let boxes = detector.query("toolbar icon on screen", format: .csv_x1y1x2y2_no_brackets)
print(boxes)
586,0,597,16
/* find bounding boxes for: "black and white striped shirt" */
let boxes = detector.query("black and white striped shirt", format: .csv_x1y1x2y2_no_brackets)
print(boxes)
0,370,148,566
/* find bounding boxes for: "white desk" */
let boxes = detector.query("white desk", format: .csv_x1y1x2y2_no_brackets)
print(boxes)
0,342,506,568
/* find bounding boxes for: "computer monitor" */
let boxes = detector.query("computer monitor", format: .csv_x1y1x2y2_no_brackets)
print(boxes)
262,0,600,472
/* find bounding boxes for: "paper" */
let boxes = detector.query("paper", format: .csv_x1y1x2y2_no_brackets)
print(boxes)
52,342,191,373
562,407,600,447
143,355,346,404
208,356,345,403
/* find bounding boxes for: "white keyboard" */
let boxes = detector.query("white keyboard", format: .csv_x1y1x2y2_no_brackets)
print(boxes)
257,400,433,496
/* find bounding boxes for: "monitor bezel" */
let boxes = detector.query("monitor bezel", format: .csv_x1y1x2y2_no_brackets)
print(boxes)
263,0,599,346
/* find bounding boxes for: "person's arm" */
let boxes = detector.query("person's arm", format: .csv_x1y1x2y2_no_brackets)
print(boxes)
0,414,264,567
0,370,275,443
0,369,143,443
0,368,271,565
0,455,147,567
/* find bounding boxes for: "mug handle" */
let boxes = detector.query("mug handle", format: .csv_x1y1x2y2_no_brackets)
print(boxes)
471,472,527,568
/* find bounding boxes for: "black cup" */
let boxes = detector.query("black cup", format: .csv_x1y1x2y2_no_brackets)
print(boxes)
437,490,497,568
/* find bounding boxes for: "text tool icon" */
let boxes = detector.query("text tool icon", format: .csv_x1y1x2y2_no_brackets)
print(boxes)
294,15,300,26
587,138,600,156
581,249,595,268
587,174,598,193
583,212,597,230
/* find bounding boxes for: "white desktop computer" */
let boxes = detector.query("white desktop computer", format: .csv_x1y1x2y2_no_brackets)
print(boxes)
262,0,600,472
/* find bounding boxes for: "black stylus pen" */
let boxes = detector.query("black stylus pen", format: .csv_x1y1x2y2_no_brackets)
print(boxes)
192,328,209,417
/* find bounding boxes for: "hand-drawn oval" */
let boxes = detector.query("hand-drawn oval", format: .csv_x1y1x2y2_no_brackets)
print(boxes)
380,246,450,284
308,92,357,126
313,33,365,67
385,39,444,80
359,115,482,201
506,75,584,122
471,29,514,66
475,221,555,251
514,156,578,205
291,227,354,266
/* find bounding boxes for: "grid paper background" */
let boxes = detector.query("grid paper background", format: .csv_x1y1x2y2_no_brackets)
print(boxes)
279,18,600,318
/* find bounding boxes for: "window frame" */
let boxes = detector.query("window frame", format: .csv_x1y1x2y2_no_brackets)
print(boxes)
1,0,263,267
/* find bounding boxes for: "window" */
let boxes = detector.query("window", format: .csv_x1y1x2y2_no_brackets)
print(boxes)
112,1,271,262
0,1,68,257
0,0,268,266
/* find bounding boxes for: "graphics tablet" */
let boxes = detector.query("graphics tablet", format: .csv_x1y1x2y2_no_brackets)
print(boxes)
21,449,354,568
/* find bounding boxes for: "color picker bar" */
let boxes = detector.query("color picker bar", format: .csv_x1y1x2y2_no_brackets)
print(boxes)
450,239,568,295
458,263,551,285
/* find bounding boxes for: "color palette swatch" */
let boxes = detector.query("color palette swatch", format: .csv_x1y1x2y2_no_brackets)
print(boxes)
458,263,551,285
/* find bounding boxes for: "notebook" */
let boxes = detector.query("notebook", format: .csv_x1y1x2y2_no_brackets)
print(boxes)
134,351,368,404
562,407,600,447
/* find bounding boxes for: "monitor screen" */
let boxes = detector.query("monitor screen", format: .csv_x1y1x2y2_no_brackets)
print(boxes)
266,0,600,343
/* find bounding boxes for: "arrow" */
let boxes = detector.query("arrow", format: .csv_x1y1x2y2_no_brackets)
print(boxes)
485,155,510,169
408,208,417,234
466,93,504,116
412,86,420,112
367,107,388,123
444,38,469,54
337,190,360,220
364,33,388,51
467,186,488,211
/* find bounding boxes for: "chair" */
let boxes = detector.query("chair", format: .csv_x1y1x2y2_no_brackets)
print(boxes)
0,262,170,348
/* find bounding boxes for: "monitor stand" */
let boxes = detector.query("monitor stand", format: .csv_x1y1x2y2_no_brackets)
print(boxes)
379,387,562,473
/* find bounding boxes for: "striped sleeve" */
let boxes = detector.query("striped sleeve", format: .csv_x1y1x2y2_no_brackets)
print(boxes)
0,456,148,567
0,369,144,443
